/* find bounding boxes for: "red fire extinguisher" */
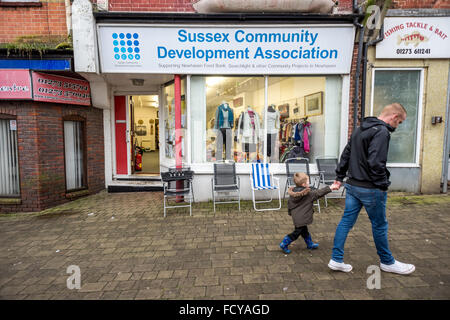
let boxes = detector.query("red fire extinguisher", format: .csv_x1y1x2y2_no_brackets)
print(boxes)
135,146,143,171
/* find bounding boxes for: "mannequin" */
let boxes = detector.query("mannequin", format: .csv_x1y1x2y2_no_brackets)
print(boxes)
237,106,260,162
214,101,234,160
266,104,280,160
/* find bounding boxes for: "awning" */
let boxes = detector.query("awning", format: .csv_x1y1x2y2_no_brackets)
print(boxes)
193,0,337,14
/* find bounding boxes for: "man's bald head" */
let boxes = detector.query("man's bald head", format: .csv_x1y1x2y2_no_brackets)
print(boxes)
378,103,407,129
379,103,407,118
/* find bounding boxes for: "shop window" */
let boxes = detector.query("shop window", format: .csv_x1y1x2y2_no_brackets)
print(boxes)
372,69,422,164
0,117,20,197
191,76,265,163
268,76,342,163
64,120,86,191
190,76,342,164
163,78,187,162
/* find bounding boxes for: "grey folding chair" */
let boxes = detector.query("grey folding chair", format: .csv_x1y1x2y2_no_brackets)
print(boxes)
284,157,321,213
211,161,240,212
316,157,345,207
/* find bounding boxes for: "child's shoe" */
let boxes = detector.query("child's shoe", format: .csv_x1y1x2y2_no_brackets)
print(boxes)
279,235,293,254
304,235,319,249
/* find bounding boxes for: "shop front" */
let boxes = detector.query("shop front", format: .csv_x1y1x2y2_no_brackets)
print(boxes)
0,67,104,212
86,19,357,200
369,13,450,193
69,2,362,199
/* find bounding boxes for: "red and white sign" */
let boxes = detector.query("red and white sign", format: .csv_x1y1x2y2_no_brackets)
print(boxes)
376,17,450,59
32,72,91,106
0,70,32,99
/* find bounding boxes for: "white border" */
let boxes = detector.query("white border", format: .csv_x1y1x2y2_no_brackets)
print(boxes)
370,67,424,168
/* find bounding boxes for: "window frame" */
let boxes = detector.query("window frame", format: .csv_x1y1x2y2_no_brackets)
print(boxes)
0,114,21,198
370,68,424,168
160,77,188,168
62,115,88,193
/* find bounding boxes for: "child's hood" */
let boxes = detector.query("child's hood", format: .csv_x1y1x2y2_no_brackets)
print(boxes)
288,186,311,198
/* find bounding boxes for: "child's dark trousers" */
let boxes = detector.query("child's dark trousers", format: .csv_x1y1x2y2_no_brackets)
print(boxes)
288,226,310,241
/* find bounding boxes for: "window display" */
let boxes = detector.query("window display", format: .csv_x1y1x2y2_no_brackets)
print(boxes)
214,102,234,160
190,75,342,164
268,76,342,163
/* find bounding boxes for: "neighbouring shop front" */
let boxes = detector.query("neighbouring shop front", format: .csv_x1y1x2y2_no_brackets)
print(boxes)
88,17,357,200
0,66,105,212
368,13,450,193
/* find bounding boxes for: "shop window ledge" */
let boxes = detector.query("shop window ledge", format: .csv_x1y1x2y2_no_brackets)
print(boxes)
66,189,90,200
0,198,21,205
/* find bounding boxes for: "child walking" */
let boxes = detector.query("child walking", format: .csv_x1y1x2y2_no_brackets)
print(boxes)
279,172,339,254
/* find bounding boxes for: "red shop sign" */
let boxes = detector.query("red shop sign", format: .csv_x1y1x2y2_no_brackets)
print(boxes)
31,72,91,106
0,70,33,100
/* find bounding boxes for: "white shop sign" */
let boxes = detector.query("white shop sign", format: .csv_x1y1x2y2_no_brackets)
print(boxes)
376,17,450,59
97,25,355,74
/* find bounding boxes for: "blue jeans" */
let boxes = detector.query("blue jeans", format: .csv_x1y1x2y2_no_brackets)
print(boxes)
331,184,395,265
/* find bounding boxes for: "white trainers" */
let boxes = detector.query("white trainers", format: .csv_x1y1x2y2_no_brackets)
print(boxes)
328,259,353,272
380,260,415,275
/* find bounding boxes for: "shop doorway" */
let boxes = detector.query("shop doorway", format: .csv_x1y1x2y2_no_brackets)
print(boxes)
129,95,160,175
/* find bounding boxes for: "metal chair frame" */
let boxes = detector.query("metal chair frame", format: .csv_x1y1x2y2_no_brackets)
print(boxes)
316,157,346,207
283,157,321,213
211,161,241,212
161,168,194,217
250,162,282,212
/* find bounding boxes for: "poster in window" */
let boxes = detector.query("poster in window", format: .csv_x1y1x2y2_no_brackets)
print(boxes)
304,92,323,116
278,103,289,118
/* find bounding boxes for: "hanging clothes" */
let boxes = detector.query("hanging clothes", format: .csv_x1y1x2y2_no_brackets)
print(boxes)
236,107,260,144
266,106,280,134
214,103,234,129
302,121,312,153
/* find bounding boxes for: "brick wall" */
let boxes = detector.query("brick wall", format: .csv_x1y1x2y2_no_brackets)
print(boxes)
0,0,68,44
0,102,105,213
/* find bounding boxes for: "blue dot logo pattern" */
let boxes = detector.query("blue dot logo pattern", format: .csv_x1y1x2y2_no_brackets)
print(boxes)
112,32,141,62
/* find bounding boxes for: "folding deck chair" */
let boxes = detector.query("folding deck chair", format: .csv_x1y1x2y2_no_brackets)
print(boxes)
250,162,281,212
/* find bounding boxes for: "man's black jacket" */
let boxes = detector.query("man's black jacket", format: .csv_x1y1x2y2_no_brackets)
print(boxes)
336,117,395,191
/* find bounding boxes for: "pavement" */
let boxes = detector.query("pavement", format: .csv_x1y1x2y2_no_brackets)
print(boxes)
0,190,449,300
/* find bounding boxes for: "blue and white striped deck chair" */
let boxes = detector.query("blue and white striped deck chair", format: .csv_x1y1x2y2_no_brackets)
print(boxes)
250,162,282,211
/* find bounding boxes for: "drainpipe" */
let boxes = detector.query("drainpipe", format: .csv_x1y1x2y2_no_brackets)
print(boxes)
442,65,450,193
360,24,384,122
65,0,72,36
352,19,364,131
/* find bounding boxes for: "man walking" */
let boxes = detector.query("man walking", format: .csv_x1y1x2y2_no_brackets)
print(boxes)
328,103,415,275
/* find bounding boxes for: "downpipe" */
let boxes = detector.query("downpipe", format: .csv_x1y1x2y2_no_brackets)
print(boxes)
360,24,384,122
352,18,364,131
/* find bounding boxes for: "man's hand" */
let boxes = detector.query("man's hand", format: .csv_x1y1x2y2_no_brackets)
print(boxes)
330,180,342,191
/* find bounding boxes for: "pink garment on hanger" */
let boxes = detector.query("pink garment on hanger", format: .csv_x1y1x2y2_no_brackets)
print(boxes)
303,122,311,153
247,110,255,135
